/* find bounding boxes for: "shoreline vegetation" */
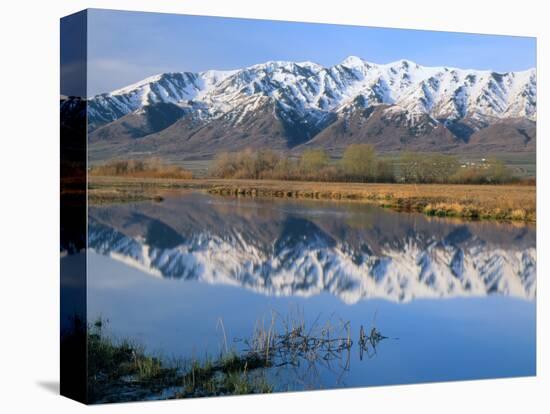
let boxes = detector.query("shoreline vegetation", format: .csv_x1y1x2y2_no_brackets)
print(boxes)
84,317,273,403
87,147,535,222
87,187,165,204
64,311,384,403
88,158,191,203
89,176,535,222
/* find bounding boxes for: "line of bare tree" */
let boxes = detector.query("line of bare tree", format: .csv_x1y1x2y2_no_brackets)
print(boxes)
90,157,193,179
211,144,515,184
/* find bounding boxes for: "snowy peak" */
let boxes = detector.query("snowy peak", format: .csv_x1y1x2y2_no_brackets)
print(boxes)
340,55,371,69
87,57,536,142
87,70,236,129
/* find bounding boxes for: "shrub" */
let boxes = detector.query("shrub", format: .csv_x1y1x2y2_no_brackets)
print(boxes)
340,144,377,179
450,158,513,184
90,158,192,179
213,149,282,179
299,149,329,176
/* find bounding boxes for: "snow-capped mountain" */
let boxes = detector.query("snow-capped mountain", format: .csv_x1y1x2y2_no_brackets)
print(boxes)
88,196,536,304
88,70,237,130
87,57,536,157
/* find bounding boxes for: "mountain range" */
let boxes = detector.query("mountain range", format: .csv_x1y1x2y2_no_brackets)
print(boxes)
86,57,537,160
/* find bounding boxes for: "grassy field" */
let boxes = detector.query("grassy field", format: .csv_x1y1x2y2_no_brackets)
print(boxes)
89,176,536,222
386,152,535,179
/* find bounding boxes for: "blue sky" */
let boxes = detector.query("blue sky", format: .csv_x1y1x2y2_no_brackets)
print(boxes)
86,8,536,96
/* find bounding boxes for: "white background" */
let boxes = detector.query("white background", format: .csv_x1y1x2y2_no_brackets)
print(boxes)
0,0,548,412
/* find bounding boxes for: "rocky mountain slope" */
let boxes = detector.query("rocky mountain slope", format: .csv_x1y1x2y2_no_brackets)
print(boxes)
87,57,536,159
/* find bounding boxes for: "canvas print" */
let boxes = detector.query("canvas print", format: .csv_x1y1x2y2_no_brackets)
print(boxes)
60,9,536,404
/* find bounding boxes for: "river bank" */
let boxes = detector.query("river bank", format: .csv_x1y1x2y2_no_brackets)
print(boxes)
88,176,535,222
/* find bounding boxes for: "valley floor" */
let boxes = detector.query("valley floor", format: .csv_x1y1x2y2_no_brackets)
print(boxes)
89,176,536,222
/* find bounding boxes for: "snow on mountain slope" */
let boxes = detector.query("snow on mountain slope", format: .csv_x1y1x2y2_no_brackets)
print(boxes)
88,70,237,129
87,57,536,133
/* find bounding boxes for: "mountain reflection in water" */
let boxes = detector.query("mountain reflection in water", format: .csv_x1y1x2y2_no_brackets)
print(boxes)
88,192,536,304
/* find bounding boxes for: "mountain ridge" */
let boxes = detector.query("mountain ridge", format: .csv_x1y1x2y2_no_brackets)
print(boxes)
86,56,536,159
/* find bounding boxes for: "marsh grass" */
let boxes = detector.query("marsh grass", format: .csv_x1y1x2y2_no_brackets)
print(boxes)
87,187,164,204
83,317,273,401
87,318,180,402
234,307,392,389
240,308,355,374
179,352,273,397
79,310,391,402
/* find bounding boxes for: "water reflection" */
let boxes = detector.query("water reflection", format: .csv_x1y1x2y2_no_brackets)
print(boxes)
88,192,536,303
86,193,536,391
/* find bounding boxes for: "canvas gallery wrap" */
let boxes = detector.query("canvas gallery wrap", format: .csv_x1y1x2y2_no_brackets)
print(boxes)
60,8,537,404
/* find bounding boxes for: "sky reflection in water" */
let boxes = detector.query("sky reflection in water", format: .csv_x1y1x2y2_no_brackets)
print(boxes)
87,192,536,389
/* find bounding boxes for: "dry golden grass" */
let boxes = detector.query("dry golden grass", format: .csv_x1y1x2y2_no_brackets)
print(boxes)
88,176,536,222
88,188,164,205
